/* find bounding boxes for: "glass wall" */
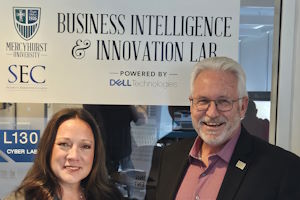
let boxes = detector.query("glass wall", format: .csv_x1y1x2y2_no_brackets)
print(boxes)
0,0,277,199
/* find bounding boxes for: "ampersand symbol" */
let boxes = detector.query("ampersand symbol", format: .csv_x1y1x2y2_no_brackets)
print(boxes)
71,39,91,59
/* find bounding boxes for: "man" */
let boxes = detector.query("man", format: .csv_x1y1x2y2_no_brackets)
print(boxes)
83,105,145,174
146,57,300,200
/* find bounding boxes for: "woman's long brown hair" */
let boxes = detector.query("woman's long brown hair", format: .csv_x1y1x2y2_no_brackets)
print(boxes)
14,108,122,200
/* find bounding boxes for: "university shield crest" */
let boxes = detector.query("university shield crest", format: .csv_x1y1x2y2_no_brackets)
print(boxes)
13,7,41,40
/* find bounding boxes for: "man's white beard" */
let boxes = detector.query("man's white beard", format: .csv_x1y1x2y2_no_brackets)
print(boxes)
193,114,241,147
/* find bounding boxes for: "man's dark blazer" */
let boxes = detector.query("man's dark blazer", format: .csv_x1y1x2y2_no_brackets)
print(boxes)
146,126,300,200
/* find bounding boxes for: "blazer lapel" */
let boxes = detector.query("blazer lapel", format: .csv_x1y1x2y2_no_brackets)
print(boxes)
159,138,195,200
170,156,190,199
217,127,255,200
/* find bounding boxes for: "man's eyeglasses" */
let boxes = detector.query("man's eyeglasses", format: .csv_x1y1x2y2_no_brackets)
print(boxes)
189,97,243,112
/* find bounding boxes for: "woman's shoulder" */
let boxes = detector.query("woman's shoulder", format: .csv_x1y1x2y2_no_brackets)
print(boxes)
3,191,25,200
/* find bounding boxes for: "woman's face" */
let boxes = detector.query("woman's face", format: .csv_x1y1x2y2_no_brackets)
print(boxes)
50,118,95,187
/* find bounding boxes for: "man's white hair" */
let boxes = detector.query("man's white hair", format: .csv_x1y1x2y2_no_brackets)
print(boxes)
190,56,248,98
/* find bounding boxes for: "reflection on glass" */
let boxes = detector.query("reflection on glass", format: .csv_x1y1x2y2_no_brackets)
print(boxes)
0,4,277,200
242,99,270,141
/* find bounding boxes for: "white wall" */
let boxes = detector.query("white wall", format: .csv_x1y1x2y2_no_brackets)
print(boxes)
290,0,300,155
276,0,300,156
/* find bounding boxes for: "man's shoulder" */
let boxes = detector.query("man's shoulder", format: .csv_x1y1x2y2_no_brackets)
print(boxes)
163,137,196,152
240,131,300,164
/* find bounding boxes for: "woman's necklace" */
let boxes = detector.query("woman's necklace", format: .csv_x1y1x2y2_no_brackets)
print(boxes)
56,187,85,200
79,189,85,200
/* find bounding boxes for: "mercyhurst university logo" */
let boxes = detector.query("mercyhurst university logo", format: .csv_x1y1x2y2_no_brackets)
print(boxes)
13,7,41,40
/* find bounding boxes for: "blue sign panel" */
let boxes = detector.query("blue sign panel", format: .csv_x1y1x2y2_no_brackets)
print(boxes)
0,130,40,162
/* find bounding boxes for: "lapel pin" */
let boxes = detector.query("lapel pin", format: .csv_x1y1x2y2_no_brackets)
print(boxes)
235,160,246,170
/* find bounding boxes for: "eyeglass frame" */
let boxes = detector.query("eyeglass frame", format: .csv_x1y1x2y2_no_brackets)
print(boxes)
189,97,244,112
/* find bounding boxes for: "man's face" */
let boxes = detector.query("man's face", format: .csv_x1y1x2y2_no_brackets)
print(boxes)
190,70,248,147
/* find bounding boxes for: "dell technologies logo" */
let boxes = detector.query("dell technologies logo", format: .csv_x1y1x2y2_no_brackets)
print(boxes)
109,79,132,87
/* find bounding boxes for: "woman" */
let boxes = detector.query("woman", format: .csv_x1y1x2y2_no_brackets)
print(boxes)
5,108,123,200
